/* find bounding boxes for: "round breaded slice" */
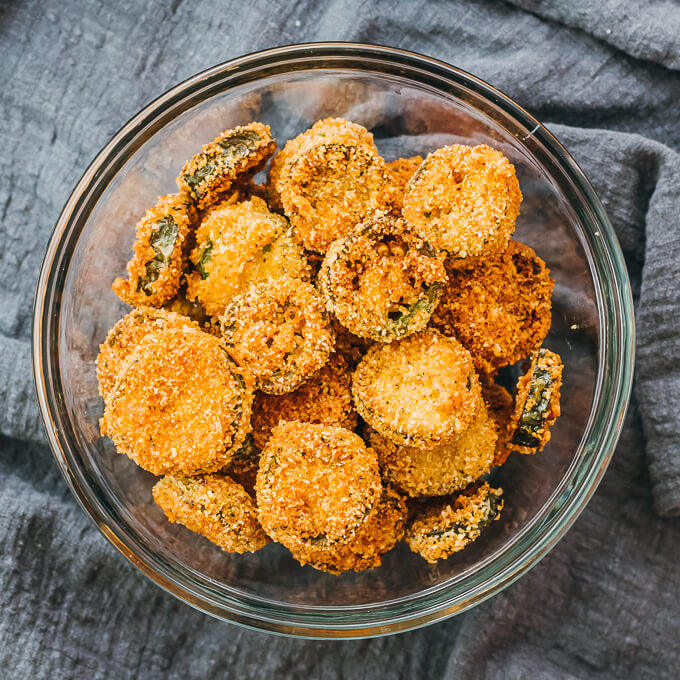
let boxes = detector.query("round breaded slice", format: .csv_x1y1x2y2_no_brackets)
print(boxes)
319,214,447,342
177,122,276,211
220,277,334,394
387,155,423,211
112,193,194,308
290,487,407,575
281,142,399,253
101,325,253,475
481,382,515,466
256,422,382,553
405,483,503,563
251,354,357,449
365,402,497,497
510,348,563,455
266,117,377,212
403,144,522,258
431,240,553,375
96,306,199,402
153,473,269,553
352,330,484,449
186,196,310,318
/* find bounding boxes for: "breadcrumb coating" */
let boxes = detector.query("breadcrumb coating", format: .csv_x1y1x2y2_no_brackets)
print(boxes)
177,122,276,211
266,117,377,212
256,422,382,553
251,354,357,448
96,306,198,402
405,483,503,563
101,326,253,475
319,214,447,342
289,487,407,574
366,402,497,497
403,144,521,258
431,240,553,375
281,142,398,253
387,155,423,210
220,277,334,394
153,473,268,553
511,348,563,454
332,318,373,368
186,196,310,317
112,193,193,308
352,330,484,449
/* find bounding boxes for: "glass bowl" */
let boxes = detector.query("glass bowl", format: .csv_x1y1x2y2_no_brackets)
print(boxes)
32,43,634,638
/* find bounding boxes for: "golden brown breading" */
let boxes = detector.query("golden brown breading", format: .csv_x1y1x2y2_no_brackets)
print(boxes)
352,330,484,449
366,402,497,497
250,354,357,448
281,142,398,253
186,196,310,318
177,122,276,211
289,487,407,574
101,326,253,475
220,277,334,394
430,240,553,375
153,474,269,553
387,155,423,210
96,307,198,402
405,483,503,563
403,144,521,258
510,348,563,454
319,214,447,342
256,422,382,555
112,193,194,308
266,117,378,212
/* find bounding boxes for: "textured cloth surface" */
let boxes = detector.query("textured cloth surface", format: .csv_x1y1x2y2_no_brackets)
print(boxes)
1,0,680,678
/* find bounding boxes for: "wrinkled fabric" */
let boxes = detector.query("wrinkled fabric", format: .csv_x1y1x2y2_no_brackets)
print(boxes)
1,0,679,677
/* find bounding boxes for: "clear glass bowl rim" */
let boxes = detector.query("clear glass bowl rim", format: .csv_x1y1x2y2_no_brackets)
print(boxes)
32,42,635,639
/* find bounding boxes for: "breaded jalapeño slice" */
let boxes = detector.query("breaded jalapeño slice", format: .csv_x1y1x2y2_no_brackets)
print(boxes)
352,330,484,449
153,473,268,553
406,483,503,563
101,325,253,476
112,193,193,308
256,422,382,554
319,214,446,342
186,196,310,317
177,122,276,211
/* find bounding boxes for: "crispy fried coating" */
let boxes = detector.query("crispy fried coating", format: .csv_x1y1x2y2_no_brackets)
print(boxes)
186,196,310,318
403,144,522,258
289,487,407,574
153,474,268,553
256,422,382,554
366,402,497,497
405,483,503,563
223,434,261,495
332,318,373,368
220,277,334,394
431,240,553,375
352,330,484,449
281,142,399,253
101,326,253,475
319,214,447,342
251,354,357,448
266,117,377,212
177,122,276,211
482,382,515,466
96,306,198,402
112,193,194,308
387,155,423,210
511,348,563,454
